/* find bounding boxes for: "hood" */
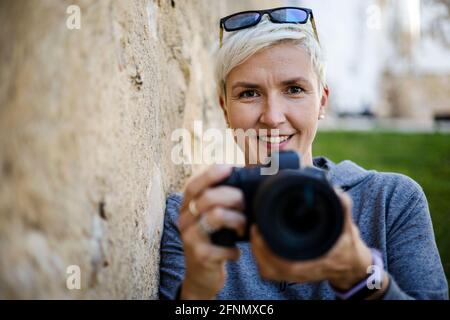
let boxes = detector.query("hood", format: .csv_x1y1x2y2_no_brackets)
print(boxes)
313,156,376,191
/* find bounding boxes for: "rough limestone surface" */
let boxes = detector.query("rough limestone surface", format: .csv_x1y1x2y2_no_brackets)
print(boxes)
0,0,282,299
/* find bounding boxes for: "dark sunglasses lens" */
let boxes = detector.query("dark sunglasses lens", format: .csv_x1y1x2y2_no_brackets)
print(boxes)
271,8,308,23
224,12,260,30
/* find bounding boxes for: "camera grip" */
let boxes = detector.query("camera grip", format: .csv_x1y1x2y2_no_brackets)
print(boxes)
210,228,238,247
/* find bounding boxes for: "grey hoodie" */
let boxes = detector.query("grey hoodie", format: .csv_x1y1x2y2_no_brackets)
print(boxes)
159,157,449,300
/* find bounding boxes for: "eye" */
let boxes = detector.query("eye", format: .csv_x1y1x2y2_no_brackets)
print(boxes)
239,90,259,99
286,86,304,95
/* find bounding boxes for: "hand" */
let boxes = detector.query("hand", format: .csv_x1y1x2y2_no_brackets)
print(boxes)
178,165,246,299
250,188,387,296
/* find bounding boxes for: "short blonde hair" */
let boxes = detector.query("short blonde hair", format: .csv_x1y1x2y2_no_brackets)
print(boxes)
215,15,327,99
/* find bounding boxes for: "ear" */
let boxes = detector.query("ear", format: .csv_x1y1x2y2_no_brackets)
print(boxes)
319,85,330,115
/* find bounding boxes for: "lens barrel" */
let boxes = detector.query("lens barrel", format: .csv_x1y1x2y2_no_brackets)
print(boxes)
254,170,344,260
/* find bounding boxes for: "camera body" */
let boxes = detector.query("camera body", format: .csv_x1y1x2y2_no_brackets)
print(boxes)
211,151,344,261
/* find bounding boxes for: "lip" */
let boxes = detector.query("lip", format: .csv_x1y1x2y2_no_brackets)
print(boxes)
258,134,295,151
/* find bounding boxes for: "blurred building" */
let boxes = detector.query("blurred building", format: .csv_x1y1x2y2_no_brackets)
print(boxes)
289,0,450,126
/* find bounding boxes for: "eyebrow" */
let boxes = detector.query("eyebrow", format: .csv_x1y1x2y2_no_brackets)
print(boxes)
231,82,260,91
281,77,312,87
231,77,312,91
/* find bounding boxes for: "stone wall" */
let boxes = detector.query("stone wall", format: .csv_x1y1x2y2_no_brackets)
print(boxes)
0,0,219,299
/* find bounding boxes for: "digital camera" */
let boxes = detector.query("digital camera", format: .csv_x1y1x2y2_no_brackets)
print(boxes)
211,151,344,261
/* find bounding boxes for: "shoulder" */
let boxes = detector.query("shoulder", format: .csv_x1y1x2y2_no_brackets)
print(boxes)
366,171,426,208
368,172,429,233
322,156,428,215
322,155,425,202
348,166,430,234
369,171,423,195
335,162,431,240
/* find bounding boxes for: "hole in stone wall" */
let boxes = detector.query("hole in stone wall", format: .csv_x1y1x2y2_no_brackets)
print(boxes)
130,72,143,91
99,201,107,220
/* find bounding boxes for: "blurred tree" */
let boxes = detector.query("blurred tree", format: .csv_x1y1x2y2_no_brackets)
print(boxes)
423,0,450,47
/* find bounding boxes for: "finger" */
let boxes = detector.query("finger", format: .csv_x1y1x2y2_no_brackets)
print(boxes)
182,209,245,246
339,194,362,239
250,226,288,260
179,165,233,232
183,164,233,204
323,189,360,260
202,207,246,238
192,242,240,265
250,226,290,279
195,186,244,215
334,187,354,230
250,226,277,261
178,186,244,233
250,226,321,282
250,227,278,280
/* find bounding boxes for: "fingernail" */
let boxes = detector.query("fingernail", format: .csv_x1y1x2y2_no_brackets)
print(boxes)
218,164,232,175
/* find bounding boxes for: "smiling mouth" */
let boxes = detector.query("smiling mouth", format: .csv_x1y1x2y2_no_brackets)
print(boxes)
258,134,295,144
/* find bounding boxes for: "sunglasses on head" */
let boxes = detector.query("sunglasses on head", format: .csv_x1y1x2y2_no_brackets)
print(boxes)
219,7,320,48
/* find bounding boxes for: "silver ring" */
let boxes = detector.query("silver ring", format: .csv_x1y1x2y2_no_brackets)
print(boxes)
198,216,216,235
188,200,200,217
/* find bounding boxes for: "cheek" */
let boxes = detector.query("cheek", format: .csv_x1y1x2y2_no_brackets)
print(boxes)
227,104,260,129
287,105,319,133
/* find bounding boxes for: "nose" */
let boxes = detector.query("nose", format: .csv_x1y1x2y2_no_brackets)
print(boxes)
259,94,287,128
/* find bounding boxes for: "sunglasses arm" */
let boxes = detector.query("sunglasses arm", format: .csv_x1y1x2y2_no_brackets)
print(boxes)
219,26,224,48
310,13,321,46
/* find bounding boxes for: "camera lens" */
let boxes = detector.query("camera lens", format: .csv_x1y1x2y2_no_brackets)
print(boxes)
278,186,323,234
253,170,344,261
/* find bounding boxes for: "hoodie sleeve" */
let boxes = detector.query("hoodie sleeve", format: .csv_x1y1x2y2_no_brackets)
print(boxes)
382,176,448,300
158,192,185,300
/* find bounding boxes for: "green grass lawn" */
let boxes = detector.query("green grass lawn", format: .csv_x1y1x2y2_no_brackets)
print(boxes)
313,131,450,285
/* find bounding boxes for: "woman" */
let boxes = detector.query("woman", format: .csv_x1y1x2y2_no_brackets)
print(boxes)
159,7,448,300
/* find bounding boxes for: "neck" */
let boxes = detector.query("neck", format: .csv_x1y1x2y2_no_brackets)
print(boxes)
302,148,314,167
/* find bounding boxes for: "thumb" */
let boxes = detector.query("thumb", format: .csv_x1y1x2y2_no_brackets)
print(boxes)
334,187,354,231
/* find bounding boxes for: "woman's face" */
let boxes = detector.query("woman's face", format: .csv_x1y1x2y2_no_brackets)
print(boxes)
220,42,328,167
